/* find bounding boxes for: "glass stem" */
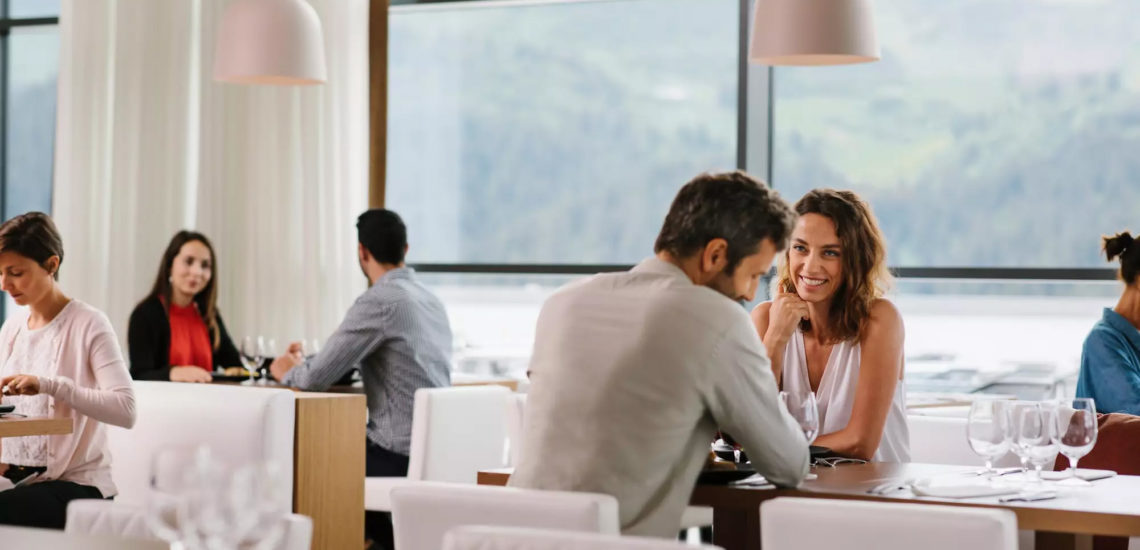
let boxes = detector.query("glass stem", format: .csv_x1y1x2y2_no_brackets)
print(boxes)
1069,457,1079,479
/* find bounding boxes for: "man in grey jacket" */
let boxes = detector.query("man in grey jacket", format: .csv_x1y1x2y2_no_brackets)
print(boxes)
509,171,809,537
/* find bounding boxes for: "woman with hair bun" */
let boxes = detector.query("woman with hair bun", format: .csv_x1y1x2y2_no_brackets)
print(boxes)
1077,231,1140,414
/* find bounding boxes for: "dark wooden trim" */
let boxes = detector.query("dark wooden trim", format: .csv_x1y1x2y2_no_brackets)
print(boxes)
369,0,388,208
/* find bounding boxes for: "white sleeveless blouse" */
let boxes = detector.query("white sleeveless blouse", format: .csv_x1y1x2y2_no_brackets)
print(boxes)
782,328,910,462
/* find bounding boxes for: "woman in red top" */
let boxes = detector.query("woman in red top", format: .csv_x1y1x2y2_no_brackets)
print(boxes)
127,231,242,382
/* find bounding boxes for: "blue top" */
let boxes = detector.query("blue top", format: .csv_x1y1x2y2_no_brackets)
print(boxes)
1076,308,1140,415
282,267,452,455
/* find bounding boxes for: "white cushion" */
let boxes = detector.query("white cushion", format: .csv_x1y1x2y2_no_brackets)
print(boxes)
392,482,620,550
760,497,1017,550
443,525,724,550
106,382,296,506
65,500,313,550
366,386,511,512
505,393,528,467
907,414,1020,468
0,525,164,550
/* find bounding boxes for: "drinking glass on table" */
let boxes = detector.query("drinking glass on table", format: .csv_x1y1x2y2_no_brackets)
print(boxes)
780,390,820,445
258,338,277,385
967,399,1012,476
1051,397,1098,487
147,446,196,548
1016,402,1059,485
241,336,264,385
303,338,321,358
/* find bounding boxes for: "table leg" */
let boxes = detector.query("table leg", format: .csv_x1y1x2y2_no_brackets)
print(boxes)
712,507,762,550
1035,531,1077,550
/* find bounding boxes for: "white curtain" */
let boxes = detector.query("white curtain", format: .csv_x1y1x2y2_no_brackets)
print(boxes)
53,0,370,352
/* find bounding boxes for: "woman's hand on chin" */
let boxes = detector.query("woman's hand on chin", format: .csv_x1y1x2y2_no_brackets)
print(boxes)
766,288,810,341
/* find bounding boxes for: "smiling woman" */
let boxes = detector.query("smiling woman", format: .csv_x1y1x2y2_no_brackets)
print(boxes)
126,231,244,383
751,190,909,462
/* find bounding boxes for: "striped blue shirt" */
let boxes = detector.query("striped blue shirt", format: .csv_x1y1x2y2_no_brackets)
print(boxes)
282,267,452,454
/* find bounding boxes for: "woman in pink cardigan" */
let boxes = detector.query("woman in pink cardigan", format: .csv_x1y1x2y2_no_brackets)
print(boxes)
0,212,136,529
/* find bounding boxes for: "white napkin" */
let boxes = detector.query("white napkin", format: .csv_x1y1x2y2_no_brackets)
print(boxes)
1040,468,1116,481
910,479,1020,499
0,477,13,492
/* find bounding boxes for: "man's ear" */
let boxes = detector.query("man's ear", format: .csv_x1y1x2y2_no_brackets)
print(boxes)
700,239,729,276
358,243,371,264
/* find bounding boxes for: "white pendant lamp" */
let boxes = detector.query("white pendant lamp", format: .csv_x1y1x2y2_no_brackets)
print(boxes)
214,0,328,85
749,0,880,66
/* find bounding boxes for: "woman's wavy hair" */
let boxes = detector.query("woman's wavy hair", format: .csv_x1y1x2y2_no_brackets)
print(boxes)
141,231,221,349
775,189,892,343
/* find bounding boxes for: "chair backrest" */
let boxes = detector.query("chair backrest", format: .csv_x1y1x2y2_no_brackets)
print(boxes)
505,393,528,466
0,524,166,550
407,386,511,482
106,382,295,506
907,414,1020,467
760,497,1018,550
391,482,620,550
443,525,724,550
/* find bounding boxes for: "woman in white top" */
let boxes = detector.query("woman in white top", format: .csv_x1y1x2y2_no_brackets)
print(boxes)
751,189,909,462
0,212,136,529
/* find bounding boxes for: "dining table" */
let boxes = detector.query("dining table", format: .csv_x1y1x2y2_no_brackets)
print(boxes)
478,462,1140,550
0,416,71,438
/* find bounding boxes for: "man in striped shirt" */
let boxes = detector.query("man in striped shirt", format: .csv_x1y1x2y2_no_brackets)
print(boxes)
269,208,451,549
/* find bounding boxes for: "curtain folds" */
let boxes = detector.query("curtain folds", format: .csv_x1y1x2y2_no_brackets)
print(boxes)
53,0,369,353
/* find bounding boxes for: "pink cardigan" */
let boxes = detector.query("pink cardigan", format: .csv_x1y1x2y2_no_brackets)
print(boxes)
0,300,136,497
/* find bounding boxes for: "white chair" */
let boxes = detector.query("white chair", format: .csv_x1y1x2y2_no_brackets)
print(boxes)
365,386,512,512
443,525,725,550
0,525,166,550
760,497,1018,550
391,482,619,550
65,382,303,548
907,414,1021,467
65,501,314,550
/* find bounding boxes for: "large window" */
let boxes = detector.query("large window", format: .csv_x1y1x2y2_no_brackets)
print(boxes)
387,0,739,264
1,1,60,318
773,0,1140,269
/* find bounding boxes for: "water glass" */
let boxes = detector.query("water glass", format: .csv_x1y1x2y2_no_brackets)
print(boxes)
1015,402,1059,484
780,390,820,445
966,399,1012,476
241,336,264,385
1051,397,1098,487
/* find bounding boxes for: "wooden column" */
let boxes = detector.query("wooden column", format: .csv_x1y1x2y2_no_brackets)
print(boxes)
293,393,368,550
369,0,389,209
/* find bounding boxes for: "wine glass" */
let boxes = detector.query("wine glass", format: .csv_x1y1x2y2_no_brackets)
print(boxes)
147,446,196,549
304,338,321,358
1016,402,1058,485
257,338,277,385
1008,401,1035,477
780,390,820,445
1051,397,1098,487
241,336,264,385
228,462,291,549
967,399,1012,476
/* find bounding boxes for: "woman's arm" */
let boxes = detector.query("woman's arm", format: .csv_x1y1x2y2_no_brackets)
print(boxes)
40,318,137,429
751,292,810,386
813,299,904,460
127,301,170,381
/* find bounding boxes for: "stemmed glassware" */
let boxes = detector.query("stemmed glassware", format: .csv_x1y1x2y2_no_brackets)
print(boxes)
780,390,820,445
1015,402,1059,485
967,399,1012,476
1051,397,1098,487
241,336,264,385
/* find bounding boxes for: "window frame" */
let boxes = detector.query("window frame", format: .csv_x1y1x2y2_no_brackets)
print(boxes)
389,0,1117,283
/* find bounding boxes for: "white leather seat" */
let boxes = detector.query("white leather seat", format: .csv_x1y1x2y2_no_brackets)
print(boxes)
64,382,304,549
64,501,313,550
443,525,724,550
0,525,166,550
907,414,1021,467
391,482,619,550
365,386,512,511
760,497,1018,550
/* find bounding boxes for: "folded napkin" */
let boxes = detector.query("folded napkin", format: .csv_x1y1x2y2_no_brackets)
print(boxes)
1040,468,1116,481
910,479,1020,499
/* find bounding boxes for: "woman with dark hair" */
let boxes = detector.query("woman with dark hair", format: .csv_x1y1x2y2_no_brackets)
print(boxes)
751,189,909,462
1076,232,1140,414
127,231,242,382
0,212,136,528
